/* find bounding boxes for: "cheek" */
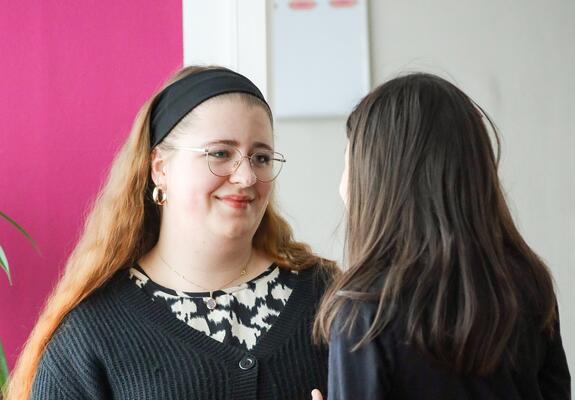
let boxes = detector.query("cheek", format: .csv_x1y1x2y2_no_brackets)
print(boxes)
256,182,273,204
170,174,223,210
339,167,348,206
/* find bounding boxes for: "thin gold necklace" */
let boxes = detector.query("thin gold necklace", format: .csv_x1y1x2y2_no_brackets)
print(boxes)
158,250,251,310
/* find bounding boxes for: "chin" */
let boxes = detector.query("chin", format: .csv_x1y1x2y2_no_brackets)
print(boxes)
217,224,255,240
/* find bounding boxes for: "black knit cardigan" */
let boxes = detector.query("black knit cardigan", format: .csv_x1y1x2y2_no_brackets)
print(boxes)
31,265,330,399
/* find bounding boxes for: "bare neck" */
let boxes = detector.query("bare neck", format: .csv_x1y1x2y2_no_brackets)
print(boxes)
138,231,272,292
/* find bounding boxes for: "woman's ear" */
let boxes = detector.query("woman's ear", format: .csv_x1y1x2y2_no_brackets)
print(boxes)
150,147,167,187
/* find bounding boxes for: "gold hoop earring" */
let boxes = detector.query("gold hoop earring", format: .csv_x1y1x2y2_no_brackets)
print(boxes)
153,186,167,206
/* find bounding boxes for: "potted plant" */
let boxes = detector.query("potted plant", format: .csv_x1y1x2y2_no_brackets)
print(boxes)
0,211,37,392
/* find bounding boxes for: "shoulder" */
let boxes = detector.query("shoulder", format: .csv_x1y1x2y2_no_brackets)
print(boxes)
330,297,400,358
71,269,128,318
32,275,126,400
44,269,130,355
332,298,379,335
294,262,339,299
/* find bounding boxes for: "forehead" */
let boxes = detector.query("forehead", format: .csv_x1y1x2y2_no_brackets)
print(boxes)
183,96,273,145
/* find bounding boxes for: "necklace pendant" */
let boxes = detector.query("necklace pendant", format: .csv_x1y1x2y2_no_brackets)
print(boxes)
206,297,217,310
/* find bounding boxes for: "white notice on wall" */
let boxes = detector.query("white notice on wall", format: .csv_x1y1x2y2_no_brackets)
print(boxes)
272,0,370,118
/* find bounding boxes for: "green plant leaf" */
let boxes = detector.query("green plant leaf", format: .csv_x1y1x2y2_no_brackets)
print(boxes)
0,246,11,286
0,338,8,394
0,211,39,253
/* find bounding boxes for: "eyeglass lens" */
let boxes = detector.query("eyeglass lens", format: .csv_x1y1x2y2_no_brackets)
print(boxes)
205,144,284,182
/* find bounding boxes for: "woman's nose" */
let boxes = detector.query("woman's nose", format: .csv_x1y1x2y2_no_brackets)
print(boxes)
229,156,257,186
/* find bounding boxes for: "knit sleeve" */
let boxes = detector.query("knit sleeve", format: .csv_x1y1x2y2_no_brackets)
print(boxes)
30,313,112,400
327,300,394,400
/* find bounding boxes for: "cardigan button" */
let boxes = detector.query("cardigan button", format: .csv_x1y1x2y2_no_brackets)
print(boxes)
239,355,256,370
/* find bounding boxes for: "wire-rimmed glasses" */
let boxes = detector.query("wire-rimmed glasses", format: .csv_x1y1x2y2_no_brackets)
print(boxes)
165,143,286,182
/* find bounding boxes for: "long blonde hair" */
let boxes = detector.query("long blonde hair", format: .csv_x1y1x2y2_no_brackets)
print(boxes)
6,65,331,399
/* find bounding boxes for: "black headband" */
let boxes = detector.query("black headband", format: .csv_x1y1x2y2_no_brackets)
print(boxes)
150,68,269,147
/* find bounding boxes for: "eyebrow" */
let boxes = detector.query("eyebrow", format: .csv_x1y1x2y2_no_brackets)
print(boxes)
202,139,273,151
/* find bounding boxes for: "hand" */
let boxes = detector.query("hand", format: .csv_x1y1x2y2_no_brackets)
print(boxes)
311,389,324,400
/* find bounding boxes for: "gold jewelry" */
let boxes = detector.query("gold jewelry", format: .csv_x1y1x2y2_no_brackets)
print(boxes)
158,250,251,310
153,186,167,206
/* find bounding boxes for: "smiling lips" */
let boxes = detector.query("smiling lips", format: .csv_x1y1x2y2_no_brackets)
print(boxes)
217,195,254,209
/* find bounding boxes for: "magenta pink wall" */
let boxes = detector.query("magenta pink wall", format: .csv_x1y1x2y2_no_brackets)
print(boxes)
0,1,182,369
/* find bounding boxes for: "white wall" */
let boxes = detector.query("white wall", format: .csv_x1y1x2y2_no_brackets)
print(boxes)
274,119,347,261
274,0,574,381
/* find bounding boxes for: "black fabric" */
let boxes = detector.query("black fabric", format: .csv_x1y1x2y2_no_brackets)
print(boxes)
31,265,329,400
328,300,571,399
150,68,268,147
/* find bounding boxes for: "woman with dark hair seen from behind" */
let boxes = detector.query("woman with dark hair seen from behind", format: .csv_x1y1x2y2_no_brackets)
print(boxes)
312,73,571,399
5,66,334,400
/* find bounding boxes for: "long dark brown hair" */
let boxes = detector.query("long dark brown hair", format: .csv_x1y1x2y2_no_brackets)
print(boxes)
314,73,557,376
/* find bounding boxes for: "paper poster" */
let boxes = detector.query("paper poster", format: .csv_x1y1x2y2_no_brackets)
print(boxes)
272,0,370,118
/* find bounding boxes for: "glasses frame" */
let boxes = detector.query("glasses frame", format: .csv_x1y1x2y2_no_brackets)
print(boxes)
164,144,287,183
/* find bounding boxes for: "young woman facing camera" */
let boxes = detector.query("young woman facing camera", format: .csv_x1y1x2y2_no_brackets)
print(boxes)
6,67,334,400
